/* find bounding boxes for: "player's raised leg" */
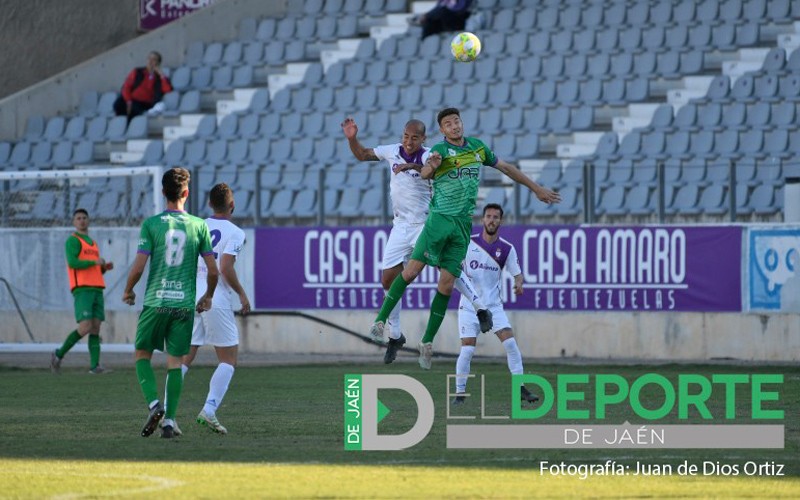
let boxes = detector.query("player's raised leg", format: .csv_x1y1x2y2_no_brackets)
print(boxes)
371,259,425,343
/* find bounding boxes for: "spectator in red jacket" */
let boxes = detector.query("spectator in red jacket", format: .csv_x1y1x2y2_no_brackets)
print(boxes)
113,51,173,122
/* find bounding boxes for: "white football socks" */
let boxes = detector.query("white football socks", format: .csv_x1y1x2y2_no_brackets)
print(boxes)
203,362,235,417
455,345,475,394
502,337,524,375
386,296,402,340
454,275,486,311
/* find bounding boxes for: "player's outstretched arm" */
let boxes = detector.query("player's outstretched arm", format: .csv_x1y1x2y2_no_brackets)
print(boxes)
220,254,251,315
341,117,379,161
123,253,149,305
493,159,561,204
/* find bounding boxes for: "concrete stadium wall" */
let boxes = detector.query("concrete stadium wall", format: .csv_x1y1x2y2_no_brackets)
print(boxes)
0,0,140,100
4,310,798,362
0,0,287,141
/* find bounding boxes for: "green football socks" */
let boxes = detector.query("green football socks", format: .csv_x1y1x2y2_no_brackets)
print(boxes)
135,358,159,406
55,330,81,359
375,275,410,323
422,291,450,344
87,334,100,369
165,368,183,419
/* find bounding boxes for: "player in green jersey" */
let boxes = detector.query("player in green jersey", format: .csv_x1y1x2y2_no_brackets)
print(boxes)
123,167,219,439
369,107,561,369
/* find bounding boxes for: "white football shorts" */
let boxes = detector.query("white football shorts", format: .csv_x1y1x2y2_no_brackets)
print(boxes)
382,222,425,269
458,304,511,338
191,307,239,347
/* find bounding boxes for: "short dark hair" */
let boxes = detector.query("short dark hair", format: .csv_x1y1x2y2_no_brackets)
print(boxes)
209,183,234,213
72,208,88,217
437,107,460,126
405,119,426,136
162,167,190,202
150,51,163,64
483,203,504,217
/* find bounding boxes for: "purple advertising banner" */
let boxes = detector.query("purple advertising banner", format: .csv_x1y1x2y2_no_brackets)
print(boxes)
139,0,214,31
254,225,742,312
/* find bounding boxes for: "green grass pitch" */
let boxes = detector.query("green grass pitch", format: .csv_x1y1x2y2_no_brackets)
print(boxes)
1,360,799,498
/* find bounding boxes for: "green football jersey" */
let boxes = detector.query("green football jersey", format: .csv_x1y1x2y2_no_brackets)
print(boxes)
137,210,213,309
429,137,497,217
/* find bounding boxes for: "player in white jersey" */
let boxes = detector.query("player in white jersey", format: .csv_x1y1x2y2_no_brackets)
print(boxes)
342,117,492,364
181,183,251,434
452,203,539,405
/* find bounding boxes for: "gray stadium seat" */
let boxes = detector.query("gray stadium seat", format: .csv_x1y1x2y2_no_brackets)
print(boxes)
43,117,65,141
697,103,722,130
650,104,674,131
706,159,731,183
627,184,653,215
714,129,739,158
336,187,362,217
264,41,286,66
126,116,148,139
668,184,700,215
689,130,715,158
104,116,127,141
184,139,207,166
755,157,783,185
97,92,118,116
31,141,52,168
291,189,317,218
165,139,186,164
722,102,747,130
51,141,72,167
249,138,269,163
764,129,790,157
72,140,94,164
171,67,191,91
698,185,727,215
706,75,731,102
63,116,86,141
597,185,627,216
642,131,667,159
358,188,384,217
285,40,306,62
269,189,294,218
749,184,778,214
260,165,281,191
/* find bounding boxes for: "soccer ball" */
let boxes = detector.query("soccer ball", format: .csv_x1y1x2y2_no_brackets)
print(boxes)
450,32,481,62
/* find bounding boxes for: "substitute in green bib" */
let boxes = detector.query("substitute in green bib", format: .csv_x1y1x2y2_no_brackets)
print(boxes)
123,167,219,439
369,107,562,370
51,209,114,375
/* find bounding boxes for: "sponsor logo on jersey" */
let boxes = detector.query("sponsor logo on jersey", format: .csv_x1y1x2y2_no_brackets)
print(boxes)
448,148,456,156
447,166,479,180
469,259,499,272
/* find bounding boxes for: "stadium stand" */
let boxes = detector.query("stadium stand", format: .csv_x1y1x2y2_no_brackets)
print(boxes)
2,0,799,224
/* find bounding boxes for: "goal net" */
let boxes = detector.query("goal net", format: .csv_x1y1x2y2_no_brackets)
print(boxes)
0,166,162,345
